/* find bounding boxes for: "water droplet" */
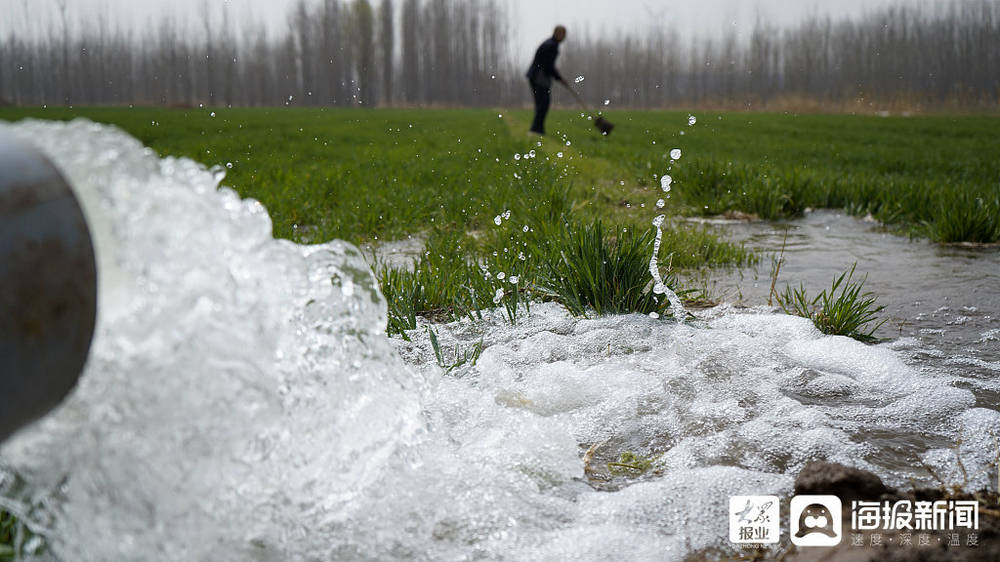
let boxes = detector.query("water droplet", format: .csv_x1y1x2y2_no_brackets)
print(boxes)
660,175,672,191
522,225,529,233
210,111,216,117
649,312,660,319
557,152,564,158
670,149,682,160
652,214,665,227
566,141,571,146
574,75,585,83
493,288,505,304
652,282,666,295
226,162,233,169
656,199,665,208
604,99,610,105
514,153,521,160
497,272,506,280
494,215,502,226
528,150,536,158
688,115,697,126
509,276,519,284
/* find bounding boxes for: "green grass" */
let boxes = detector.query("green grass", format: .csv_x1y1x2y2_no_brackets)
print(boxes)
377,212,749,335
530,219,685,318
427,327,484,375
1,510,17,560
542,110,1000,242
776,264,888,342
3,107,997,243
607,451,658,477
1,106,995,333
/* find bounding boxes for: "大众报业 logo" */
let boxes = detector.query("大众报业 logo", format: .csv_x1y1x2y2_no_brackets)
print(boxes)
790,495,843,547
729,495,780,544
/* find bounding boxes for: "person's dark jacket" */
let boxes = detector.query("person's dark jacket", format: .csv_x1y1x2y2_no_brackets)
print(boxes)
526,37,563,89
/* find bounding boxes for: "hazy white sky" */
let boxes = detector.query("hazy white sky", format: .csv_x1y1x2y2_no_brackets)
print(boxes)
2,0,925,61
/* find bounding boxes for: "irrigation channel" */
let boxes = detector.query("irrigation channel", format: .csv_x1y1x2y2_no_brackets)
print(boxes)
1,119,998,560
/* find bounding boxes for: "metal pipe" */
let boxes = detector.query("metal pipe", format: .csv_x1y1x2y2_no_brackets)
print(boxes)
0,132,97,443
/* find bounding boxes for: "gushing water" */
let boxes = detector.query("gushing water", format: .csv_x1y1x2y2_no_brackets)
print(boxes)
0,119,425,560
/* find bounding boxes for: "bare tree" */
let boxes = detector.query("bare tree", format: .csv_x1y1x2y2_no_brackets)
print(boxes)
380,0,394,104
4,0,999,109
352,0,376,106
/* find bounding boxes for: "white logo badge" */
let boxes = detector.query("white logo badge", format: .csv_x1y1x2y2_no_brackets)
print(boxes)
790,495,842,547
729,495,780,544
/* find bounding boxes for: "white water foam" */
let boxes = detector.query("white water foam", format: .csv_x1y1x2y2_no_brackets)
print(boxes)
0,120,990,561
0,119,425,560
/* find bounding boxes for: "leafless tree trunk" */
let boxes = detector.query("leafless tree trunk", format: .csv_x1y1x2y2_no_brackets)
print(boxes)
380,0,394,104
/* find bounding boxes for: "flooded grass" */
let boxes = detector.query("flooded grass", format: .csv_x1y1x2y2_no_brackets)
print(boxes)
776,263,888,342
0,510,13,560
531,219,684,317
927,189,1000,244
377,228,529,336
547,109,1000,243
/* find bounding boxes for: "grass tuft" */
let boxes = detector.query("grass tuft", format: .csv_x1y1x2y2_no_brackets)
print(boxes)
926,189,1000,244
776,263,887,342
1,510,18,560
0,509,23,561
377,230,529,337
427,327,484,374
607,451,658,476
531,219,687,317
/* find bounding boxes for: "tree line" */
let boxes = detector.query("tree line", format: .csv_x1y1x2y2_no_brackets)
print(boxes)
1,0,998,109
563,0,1000,110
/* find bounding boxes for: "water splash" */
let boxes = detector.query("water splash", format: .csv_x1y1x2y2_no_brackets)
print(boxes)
0,119,425,560
648,214,687,318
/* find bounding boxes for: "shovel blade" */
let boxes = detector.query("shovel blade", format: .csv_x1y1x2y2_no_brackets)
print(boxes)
594,116,615,135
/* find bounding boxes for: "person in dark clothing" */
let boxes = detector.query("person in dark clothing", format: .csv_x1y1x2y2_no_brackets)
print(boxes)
526,25,567,135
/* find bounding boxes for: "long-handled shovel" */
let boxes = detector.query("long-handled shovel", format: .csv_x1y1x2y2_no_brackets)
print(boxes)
562,81,615,136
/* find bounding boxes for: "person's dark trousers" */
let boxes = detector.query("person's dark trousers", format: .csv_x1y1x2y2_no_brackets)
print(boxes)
530,84,551,135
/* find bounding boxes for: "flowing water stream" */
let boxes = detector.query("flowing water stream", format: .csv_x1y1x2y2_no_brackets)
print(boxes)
1,120,997,561
706,212,1000,399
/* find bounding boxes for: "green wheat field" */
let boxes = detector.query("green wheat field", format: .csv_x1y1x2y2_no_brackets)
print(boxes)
1,106,998,338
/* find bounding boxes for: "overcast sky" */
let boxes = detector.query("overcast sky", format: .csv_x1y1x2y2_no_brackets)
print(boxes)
2,0,926,61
